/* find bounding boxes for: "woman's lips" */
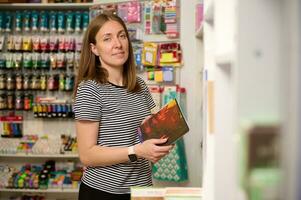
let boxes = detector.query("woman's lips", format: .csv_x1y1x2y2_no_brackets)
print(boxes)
112,52,124,56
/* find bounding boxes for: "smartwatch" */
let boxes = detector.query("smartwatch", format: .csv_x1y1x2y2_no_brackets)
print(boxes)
128,146,138,162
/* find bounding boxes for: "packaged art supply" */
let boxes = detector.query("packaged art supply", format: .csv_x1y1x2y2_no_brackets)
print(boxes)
57,11,65,33
23,11,31,32
5,12,12,32
66,11,75,33
15,11,23,32
117,3,128,22
31,10,39,32
32,35,40,51
22,36,32,51
40,53,50,69
49,11,58,32
32,53,42,69
74,11,82,32
0,12,4,32
40,11,49,32
14,53,23,69
82,11,89,32
14,35,22,51
0,115,23,138
128,1,141,23
0,54,5,69
142,42,158,66
0,36,3,51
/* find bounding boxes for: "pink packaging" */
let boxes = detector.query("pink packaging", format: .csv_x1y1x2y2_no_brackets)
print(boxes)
195,3,204,31
127,2,141,23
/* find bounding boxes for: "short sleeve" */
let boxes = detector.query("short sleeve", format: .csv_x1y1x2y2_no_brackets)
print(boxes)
138,77,156,110
74,80,102,121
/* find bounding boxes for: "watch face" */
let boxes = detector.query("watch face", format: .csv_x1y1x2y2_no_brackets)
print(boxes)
129,154,137,162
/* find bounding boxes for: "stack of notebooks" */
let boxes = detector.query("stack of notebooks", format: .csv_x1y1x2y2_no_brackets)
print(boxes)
131,187,202,200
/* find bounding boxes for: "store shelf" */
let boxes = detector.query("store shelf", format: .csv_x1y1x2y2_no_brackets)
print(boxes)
94,0,137,3
143,34,180,42
195,23,204,39
204,1,214,25
215,52,234,67
0,153,78,158
0,188,78,193
0,3,93,10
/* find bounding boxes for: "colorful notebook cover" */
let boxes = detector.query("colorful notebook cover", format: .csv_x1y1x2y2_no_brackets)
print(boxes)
138,99,189,146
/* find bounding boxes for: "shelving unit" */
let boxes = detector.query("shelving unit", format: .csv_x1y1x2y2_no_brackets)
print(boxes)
0,3,87,199
203,0,213,25
143,35,180,42
200,0,301,199
215,51,234,67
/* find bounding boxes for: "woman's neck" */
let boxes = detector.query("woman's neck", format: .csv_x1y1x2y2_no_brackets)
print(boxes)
106,66,124,86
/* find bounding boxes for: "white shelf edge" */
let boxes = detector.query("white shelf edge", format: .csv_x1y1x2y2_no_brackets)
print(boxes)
0,153,78,158
142,34,180,42
195,23,204,39
0,188,78,193
204,1,214,25
93,0,138,3
0,3,93,9
215,52,234,67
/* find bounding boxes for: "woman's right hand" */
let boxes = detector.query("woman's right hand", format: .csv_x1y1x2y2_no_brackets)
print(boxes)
135,138,174,163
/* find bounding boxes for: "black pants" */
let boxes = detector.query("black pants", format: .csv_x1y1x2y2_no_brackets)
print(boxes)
78,182,131,200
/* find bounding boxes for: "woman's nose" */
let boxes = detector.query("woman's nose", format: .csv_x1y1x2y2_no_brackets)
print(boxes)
113,37,122,48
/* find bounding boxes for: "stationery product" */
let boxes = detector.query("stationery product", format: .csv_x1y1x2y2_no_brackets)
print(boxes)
0,115,23,138
142,42,158,66
195,3,204,31
131,187,165,200
154,69,163,82
128,1,141,23
148,85,162,114
163,67,174,82
165,187,202,200
158,42,182,67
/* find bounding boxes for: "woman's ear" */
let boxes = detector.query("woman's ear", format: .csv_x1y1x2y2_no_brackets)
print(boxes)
90,43,99,56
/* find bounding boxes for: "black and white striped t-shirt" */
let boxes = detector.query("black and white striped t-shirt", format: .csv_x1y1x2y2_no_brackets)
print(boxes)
74,76,156,194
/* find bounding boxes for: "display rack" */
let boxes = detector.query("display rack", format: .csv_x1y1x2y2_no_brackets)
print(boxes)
0,3,87,200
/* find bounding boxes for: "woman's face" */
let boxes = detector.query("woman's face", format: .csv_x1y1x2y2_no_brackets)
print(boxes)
91,20,129,70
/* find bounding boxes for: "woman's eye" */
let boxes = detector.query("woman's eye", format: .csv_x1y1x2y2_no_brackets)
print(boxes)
103,38,111,42
120,34,127,39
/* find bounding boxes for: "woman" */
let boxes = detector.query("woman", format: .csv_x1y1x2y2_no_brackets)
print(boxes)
73,13,173,200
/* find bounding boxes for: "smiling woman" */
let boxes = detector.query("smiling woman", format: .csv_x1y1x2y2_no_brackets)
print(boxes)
73,13,174,200
90,20,129,75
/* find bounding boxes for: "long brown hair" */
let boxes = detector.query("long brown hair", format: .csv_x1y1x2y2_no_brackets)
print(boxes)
74,13,140,96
